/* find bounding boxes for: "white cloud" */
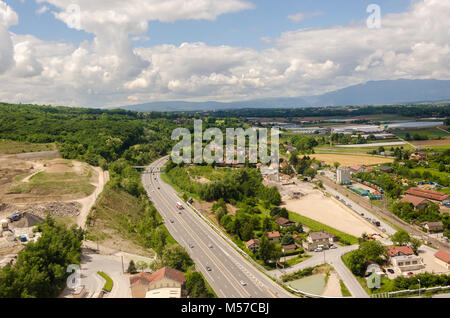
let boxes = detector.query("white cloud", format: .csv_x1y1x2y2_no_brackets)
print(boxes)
36,6,49,15
287,11,323,23
0,1,18,74
0,0,450,107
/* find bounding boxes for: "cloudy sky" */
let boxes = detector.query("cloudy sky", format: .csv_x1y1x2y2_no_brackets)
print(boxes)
0,0,449,108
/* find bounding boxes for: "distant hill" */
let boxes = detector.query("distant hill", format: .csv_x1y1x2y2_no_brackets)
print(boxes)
119,79,450,112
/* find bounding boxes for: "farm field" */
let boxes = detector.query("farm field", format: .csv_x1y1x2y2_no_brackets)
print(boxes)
0,139,54,155
409,139,450,148
306,153,394,166
392,127,450,139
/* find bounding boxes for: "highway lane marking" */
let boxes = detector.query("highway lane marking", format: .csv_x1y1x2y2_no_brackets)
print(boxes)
147,163,250,298
150,158,292,298
153,160,258,297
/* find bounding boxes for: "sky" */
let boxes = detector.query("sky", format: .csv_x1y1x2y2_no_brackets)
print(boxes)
0,0,449,108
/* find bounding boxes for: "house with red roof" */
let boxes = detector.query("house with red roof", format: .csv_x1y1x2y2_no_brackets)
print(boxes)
387,246,424,272
275,217,296,228
245,239,260,252
129,266,186,298
434,250,450,270
267,231,281,243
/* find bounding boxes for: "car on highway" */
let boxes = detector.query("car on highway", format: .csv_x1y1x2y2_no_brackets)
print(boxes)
170,219,174,223
240,280,247,286
189,243,194,248
206,266,212,271
157,187,160,190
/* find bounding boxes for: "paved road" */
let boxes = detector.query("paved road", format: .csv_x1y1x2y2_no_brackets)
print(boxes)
269,245,369,298
143,157,294,298
61,247,131,298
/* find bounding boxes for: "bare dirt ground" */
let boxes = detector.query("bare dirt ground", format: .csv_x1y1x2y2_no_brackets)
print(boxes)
411,139,450,147
306,153,393,167
76,167,109,228
280,181,384,238
0,153,108,230
322,270,342,297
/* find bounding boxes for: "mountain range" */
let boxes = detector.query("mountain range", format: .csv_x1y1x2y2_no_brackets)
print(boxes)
119,79,450,112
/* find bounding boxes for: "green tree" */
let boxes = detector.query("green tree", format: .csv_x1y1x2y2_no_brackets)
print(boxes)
162,244,194,272
391,230,411,246
127,260,137,274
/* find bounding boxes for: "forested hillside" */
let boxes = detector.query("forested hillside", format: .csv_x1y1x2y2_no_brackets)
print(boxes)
0,103,176,166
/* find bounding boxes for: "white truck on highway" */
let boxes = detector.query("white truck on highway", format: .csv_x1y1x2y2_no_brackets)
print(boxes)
176,202,184,210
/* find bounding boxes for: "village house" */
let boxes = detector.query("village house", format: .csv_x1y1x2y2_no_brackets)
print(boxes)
422,221,444,232
302,231,336,251
378,166,392,173
400,195,430,210
349,165,366,174
245,239,260,252
410,152,426,161
267,231,281,243
387,246,424,272
434,249,450,270
130,267,186,298
275,217,296,228
282,244,298,253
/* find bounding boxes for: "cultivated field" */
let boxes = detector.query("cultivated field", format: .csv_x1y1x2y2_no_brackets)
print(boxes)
306,153,394,166
410,139,450,148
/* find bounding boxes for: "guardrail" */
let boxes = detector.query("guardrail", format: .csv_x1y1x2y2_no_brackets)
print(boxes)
286,285,329,298
372,285,450,298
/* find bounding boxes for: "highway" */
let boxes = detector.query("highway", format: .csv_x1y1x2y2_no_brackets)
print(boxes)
142,157,294,298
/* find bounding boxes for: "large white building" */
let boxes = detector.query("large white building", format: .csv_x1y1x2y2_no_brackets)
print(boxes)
337,167,351,184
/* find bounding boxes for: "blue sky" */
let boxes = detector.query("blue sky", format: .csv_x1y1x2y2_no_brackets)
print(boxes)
6,0,412,49
1,0,448,107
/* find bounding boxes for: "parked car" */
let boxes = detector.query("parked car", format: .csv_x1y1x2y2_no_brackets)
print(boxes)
330,244,337,249
314,247,323,252
387,269,395,274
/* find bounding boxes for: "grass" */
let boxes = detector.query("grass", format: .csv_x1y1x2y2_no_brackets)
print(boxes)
340,280,352,297
393,128,450,139
0,139,54,155
97,271,114,292
86,186,170,257
287,211,359,245
284,254,312,267
9,171,95,197
341,250,397,295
